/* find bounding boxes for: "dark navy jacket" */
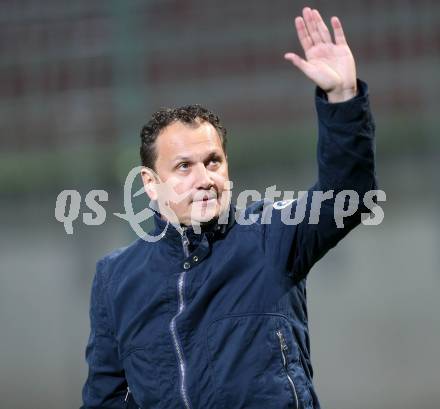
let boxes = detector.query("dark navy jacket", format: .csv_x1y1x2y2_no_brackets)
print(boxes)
80,79,377,409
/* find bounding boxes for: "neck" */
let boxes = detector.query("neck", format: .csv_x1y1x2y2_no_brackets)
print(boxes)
160,213,220,232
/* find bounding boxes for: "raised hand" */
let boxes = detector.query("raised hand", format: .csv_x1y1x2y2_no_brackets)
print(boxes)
284,7,357,103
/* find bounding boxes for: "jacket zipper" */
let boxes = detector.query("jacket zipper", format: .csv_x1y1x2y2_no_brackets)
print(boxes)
124,386,130,402
169,228,192,409
276,329,299,409
124,386,141,409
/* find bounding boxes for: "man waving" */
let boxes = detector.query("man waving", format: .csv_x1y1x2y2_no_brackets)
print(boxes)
80,6,377,409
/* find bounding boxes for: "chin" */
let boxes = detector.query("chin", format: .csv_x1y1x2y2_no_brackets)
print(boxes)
192,211,218,224
190,203,219,224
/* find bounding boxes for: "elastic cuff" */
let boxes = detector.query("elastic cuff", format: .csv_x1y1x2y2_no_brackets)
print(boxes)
315,79,371,125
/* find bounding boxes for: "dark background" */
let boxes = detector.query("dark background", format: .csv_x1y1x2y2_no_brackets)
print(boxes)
0,0,439,408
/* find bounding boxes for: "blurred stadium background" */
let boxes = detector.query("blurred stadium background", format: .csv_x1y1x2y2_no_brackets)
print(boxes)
0,0,439,408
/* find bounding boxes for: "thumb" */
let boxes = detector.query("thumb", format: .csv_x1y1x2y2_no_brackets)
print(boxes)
284,52,331,89
284,52,314,77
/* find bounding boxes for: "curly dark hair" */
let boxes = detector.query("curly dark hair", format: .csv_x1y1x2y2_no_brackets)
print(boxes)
140,104,227,170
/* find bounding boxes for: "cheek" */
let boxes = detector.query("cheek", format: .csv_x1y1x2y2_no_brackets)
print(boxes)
163,175,187,194
165,178,194,207
213,170,230,191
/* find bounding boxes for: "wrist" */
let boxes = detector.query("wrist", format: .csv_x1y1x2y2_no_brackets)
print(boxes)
326,84,358,103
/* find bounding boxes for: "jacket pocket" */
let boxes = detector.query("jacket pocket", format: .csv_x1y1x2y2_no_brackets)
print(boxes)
276,329,299,409
275,327,314,409
122,347,161,409
206,312,308,409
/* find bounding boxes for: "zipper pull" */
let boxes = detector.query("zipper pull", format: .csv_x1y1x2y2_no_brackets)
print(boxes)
181,227,190,257
276,329,288,352
124,386,131,402
182,228,189,245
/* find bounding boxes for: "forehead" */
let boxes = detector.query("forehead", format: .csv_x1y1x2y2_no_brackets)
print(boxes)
155,120,223,161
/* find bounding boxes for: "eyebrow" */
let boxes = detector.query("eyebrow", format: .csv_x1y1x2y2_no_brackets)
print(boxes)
172,155,191,163
172,151,221,164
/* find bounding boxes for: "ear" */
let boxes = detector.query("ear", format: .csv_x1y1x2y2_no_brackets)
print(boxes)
140,167,159,201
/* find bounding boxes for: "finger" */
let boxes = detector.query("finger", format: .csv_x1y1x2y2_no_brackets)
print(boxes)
331,16,347,45
294,16,313,52
313,9,332,44
302,6,321,45
284,52,314,76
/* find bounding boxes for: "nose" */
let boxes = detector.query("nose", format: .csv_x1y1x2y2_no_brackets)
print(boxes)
194,163,214,190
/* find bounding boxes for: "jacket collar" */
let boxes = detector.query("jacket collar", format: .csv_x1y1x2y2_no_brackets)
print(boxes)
150,201,236,245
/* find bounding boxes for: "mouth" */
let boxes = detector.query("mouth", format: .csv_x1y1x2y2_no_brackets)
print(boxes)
192,193,217,204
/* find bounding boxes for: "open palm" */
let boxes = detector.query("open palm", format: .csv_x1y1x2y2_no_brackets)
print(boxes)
285,7,357,102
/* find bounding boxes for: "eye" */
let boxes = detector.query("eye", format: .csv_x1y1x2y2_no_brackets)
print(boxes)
208,157,221,167
177,162,190,170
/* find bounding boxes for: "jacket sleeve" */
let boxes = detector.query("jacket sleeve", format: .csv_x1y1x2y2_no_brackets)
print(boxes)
263,78,378,281
80,257,128,409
